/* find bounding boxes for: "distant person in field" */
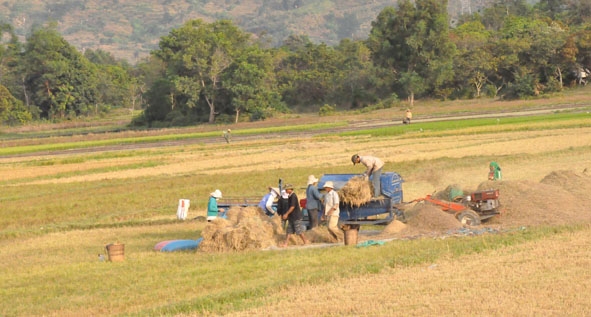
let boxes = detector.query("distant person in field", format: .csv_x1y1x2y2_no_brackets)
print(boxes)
207,189,223,221
322,181,343,242
489,161,502,181
305,175,322,229
351,154,384,198
281,183,310,247
223,129,231,143
403,108,412,124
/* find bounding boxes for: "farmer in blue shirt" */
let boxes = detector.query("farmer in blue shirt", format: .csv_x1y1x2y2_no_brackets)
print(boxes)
305,175,322,229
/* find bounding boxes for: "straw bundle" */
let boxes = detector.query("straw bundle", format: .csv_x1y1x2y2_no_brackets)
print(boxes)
199,207,282,252
338,176,373,207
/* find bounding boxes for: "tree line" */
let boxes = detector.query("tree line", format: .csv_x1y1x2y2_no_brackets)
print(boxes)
2,0,591,127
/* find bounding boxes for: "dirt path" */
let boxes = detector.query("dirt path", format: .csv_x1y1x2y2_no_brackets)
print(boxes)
3,104,588,158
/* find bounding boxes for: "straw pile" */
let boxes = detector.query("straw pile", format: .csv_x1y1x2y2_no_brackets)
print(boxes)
338,176,373,207
402,204,463,234
306,227,339,243
199,206,284,252
382,220,407,234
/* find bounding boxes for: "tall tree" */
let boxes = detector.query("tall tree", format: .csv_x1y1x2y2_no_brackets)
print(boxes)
367,0,456,105
275,42,342,108
333,39,387,109
154,19,251,124
0,84,32,125
223,46,283,122
451,20,495,97
0,23,24,104
22,24,99,119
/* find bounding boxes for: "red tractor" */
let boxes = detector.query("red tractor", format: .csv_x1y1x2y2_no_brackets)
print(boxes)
412,189,501,226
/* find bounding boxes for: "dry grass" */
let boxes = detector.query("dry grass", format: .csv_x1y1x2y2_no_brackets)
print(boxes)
225,227,591,316
3,126,590,201
2,101,591,315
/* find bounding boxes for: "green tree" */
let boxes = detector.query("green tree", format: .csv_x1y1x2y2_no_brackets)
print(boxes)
275,42,342,109
559,0,591,25
481,0,533,30
223,46,282,122
572,24,591,70
22,24,99,119
142,78,176,125
332,39,387,109
451,20,495,97
154,19,251,124
0,23,24,104
86,48,146,115
0,84,32,125
367,0,456,105
535,0,569,20
490,15,569,97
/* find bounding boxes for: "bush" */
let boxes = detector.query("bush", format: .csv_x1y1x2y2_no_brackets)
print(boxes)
165,111,192,126
503,74,537,100
250,108,273,121
543,76,562,93
130,113,148,127
319,104,336,116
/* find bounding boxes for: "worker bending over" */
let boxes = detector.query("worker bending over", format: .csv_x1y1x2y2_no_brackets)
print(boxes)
351,154,384,198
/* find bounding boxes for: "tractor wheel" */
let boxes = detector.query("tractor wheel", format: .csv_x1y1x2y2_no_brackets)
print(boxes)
456,210,481,226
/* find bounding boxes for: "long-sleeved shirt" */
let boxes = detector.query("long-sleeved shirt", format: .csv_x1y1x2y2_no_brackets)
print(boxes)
306,184,322,210
258,190,278,214
207,196,219,217
323,189,340,217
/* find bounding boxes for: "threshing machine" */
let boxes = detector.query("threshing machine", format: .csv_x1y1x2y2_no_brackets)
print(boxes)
412,189,501,226
317,172,405,226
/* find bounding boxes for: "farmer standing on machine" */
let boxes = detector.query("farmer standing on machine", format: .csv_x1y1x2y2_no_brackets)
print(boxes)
351,154,384,198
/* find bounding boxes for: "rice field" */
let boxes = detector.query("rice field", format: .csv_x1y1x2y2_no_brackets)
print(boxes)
1,95,591,316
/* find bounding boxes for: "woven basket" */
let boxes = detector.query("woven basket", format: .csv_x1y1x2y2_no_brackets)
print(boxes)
106,243,125,262
343,229,358,246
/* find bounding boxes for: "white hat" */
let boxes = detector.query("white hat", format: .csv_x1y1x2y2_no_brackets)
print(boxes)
307,175,319,185
270,187,280,195
323,181,334,189
210,189,222,198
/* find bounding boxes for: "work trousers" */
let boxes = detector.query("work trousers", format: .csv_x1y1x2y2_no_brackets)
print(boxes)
327,215,343,241
371,167,383,197
308,208,319,229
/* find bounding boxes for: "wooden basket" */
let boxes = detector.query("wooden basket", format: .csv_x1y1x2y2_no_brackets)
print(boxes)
106,243,125,262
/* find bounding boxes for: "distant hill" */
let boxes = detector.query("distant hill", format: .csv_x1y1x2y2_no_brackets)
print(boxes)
1,0,500,63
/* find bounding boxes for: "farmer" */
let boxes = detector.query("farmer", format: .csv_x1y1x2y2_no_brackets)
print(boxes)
305,175,322,229
351,154,384,198
403,109,412,124
323,181,343,242
281,183,310,247
258,186,280,216
489,161,502,180
207,189,223,221
223,129,232,143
